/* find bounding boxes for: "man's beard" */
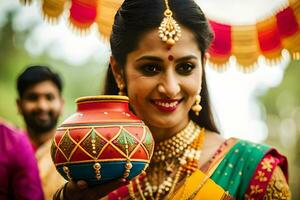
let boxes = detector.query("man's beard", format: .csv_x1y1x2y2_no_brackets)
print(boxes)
23,111,59,134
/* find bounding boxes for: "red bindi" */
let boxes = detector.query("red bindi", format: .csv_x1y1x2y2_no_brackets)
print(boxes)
168,55,174,61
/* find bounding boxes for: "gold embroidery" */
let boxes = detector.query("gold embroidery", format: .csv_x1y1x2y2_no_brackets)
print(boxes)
263,167,291,200
244,194,254,200
250,185,263,195
255,171,268,182
261,157,274,172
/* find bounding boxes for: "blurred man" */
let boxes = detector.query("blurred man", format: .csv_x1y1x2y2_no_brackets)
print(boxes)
16,65,65,200
0,118,43,200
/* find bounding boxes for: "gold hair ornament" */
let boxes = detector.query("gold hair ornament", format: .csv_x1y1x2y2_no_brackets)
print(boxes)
158,0,181,46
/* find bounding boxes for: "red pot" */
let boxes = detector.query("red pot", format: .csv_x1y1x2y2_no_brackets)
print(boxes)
51,95,154,185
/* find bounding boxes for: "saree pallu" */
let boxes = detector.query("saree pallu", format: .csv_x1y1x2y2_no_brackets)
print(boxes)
105,139,288,200
210,139,288,200
171,139,288,200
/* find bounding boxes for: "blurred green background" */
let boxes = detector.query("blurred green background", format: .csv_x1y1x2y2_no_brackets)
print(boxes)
260,60,300,199
0,4,108,127
0,2,299,199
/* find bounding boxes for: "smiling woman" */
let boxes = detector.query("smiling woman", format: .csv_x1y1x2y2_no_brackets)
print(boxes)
111,27,203,142
53,0,291,199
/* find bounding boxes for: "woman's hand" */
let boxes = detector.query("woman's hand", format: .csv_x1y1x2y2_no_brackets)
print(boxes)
64,179,128,200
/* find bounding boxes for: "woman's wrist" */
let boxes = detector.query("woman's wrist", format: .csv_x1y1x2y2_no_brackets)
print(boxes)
62,182,69,200
53,182,69,200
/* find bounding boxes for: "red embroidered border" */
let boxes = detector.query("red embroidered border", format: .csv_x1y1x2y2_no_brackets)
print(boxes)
244,154,279,199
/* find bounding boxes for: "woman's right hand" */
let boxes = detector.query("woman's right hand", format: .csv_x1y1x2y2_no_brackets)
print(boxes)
63,179,128,200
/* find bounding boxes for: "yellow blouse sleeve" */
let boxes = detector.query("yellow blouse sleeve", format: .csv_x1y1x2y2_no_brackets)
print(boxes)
263,166,291,200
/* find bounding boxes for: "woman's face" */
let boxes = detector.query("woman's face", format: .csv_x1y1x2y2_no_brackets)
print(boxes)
118,27,203,134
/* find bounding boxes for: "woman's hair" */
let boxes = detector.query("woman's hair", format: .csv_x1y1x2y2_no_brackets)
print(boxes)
104,0,218,133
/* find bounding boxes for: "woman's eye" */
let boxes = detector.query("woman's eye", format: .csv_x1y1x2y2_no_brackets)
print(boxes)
140,64,161,75
176,63,195,74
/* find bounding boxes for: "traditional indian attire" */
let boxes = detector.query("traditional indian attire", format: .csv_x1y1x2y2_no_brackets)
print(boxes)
0,122,44,200
34,138,66,200
104,138,290,200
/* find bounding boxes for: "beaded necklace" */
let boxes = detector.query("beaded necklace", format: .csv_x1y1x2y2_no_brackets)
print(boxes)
128,121,205,200
152,120,198,162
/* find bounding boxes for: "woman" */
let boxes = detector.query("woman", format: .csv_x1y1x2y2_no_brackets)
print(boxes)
54,0,291,199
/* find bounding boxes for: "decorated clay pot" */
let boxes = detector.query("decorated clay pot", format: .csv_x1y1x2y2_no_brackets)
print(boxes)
51,95,154,185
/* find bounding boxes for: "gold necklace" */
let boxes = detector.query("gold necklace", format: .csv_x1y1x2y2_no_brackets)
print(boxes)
128,121,205,200
153,120,199,162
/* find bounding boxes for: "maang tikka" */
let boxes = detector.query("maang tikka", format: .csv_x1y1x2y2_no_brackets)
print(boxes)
158,0,181,46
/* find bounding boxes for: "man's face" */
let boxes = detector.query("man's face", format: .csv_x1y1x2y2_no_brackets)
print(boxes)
17,80,64,134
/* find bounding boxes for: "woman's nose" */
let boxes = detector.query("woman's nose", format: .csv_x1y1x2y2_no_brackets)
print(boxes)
157,72,180,98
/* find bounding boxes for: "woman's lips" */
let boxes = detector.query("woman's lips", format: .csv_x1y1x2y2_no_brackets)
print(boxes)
151,99,181,112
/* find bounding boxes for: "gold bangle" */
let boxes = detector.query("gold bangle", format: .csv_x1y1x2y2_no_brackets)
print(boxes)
53,185,64,200
61,182,69,200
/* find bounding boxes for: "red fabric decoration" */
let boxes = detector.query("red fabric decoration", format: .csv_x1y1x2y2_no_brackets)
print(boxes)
69,0,97,29
208,20,232,56
208,20,232,66
257,18,281,52
276,7,299,37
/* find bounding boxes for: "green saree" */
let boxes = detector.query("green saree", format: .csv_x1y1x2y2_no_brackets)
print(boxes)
105,139,288,200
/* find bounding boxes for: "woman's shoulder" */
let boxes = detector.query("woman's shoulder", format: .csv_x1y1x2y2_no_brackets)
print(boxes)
207,136,289,198
205,133,281,158
202,131,288,177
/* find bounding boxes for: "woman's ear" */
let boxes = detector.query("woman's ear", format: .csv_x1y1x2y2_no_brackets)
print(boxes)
110,56,125,87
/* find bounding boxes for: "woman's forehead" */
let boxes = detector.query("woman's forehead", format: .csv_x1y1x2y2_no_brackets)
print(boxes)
130,26,201,59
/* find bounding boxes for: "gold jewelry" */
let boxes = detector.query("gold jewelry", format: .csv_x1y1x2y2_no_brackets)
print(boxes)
53,182,68,200
118,83,126,96
192,94,202,116
153,121,199,162
128,180,136,199
129,121,205,200
158,0,181,46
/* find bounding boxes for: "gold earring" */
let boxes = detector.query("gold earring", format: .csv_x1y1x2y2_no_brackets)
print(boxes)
158,0,181,46
192,95,202,116
118,83,126,96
